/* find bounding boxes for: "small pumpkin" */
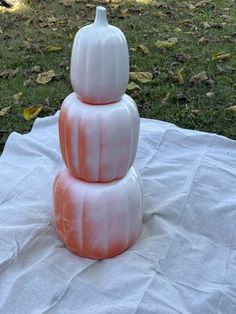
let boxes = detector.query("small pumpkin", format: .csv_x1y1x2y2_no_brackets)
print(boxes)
70,6,129,104
59,92,140,182
53,166,143,259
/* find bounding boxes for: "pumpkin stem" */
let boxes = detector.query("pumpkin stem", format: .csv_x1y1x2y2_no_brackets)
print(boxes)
94,6,108,27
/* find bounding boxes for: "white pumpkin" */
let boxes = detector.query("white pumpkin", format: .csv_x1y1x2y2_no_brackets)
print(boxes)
70,6,129,104
59,92,140,182
53,166,144,259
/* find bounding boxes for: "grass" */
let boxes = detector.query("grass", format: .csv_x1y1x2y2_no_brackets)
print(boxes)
0,0,235,152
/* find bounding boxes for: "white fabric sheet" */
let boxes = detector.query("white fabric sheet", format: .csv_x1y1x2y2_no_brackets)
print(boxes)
0,113,235,314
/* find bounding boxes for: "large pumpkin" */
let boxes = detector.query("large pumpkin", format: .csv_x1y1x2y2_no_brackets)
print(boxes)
59,92,140,182
53,166,143,259
70,6,129,105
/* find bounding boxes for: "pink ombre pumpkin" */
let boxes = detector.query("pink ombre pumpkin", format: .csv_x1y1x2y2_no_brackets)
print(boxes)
53,166,143,259
59,92,140,182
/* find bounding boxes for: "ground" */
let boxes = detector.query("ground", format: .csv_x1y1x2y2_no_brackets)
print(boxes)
0,0,235,152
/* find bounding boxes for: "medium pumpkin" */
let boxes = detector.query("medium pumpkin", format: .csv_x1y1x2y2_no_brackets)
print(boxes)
70,6,129,104
53,166,143,259
59,92,140,182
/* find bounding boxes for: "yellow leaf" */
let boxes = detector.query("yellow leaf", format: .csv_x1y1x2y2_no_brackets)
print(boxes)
156,38,178,49
137,45,149,54
127,82,141,91
12,92,23,103
225,105,236,112
212,52,231,61
0,106,11,116
36,70,55,84
46,45,62,52
130,72,153,83
23,106,43,121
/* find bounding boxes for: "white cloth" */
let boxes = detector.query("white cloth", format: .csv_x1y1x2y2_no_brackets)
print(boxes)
0,113,235,314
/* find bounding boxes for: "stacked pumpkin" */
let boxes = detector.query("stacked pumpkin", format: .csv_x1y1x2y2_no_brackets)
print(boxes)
53,6,144,259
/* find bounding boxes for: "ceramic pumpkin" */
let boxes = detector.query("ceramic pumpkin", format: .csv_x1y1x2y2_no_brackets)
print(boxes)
53,166,143,259
59,92,140,182
70,6,129,104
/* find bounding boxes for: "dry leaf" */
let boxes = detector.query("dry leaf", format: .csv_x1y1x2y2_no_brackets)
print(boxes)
119,9,130,18
153,11,166,18
127,82,141,91
176,52,190,63
86,4,95,8
171,69,184,85
198,36,209,43
212,52,231,61
13,92,23,103
190,71,208,85
174,27,181,32
202,22,210,29
195,0,210,8
156,38,178,49
137,45,149,54
36,70,55,84
61,0,74,7
0,68,19,79
46,45,62,52
0,106,11,116
130,72,153,83
225,105,236,112
30,65,41,73
23,106,43,120
163,92,171,101
206,91,214,97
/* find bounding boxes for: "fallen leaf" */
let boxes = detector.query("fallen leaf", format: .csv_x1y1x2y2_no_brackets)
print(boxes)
156,38,178,49
0,68,19,79
190,71,208,85
206,91,214,97
174,27,181,32
151,64,160,77
23,106,43,120
170,67,185,85
212,52,231,61
118,8,130,19
195,0,210,8
129,47,136,52
13,92,23,103
225,105,236,112
176,52,190,63
46,45,62,52
137,45,149,54
30,65,41,73
191,109,199,114
163,92,171,101
86,4,95,8
202,21,210,29
36,70,55,84
153,11,166,18
127,82,141,91
198,36,209,43
61,0,74,7
130,72,153,83
0,106,11,116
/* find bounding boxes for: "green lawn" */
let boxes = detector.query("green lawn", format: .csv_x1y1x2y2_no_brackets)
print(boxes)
0,0,235,152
